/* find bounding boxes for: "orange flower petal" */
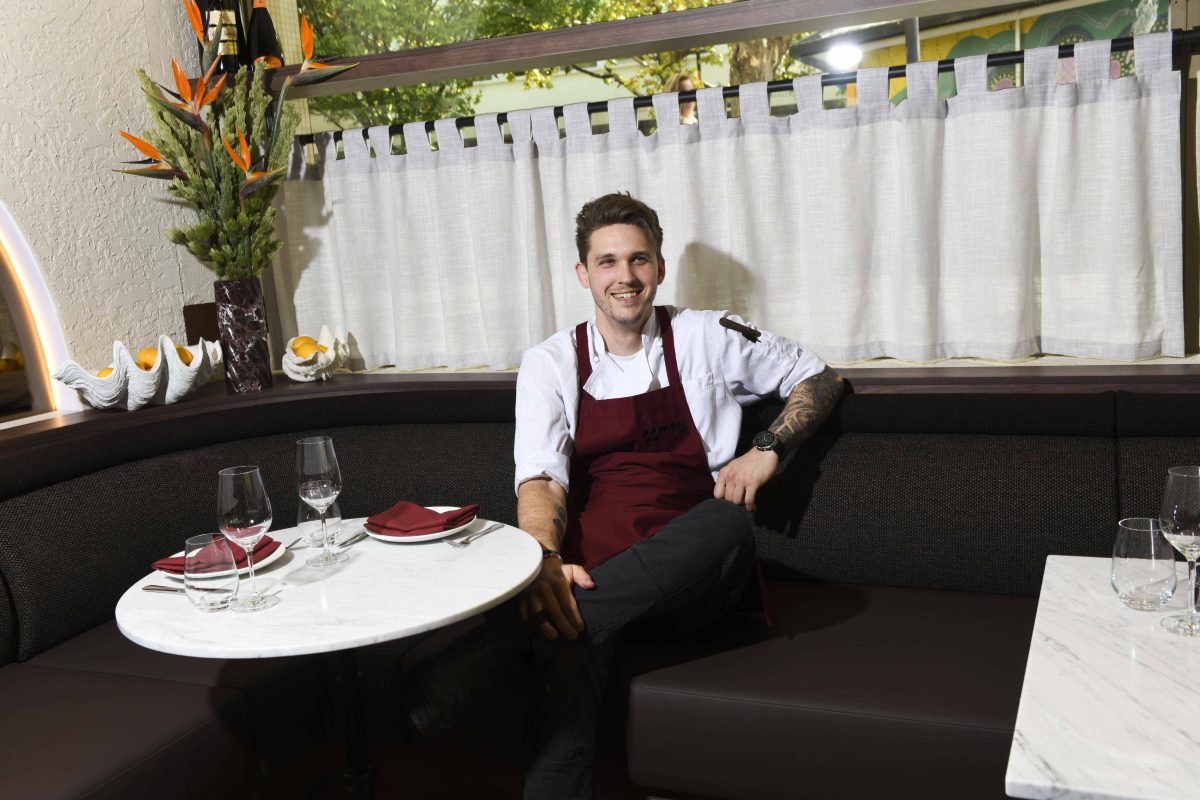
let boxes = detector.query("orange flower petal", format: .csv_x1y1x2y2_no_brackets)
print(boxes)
237,129,250,169
223,133,248,171
203,55,221,84
200,73,227,107
171,59,192,104
300,15,314,61
183,0,205,44
119,130,163,161
192,76,207,112
254,55,283,69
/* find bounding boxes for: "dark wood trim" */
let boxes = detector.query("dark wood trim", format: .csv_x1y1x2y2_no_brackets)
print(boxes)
4,364,1198,447
271,0,1003,98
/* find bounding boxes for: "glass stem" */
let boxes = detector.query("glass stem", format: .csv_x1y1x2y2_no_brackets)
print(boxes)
246,542,258,597
1189,558,1197,617
320,512,330,558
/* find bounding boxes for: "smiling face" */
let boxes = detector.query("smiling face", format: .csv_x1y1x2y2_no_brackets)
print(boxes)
575,223,666,353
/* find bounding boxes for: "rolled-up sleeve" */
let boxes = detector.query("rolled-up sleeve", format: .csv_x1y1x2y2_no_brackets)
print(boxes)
514,345,573,495
716,312,826,404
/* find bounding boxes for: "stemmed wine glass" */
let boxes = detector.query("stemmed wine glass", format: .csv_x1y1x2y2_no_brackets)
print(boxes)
217,465,279,612
1159,466,1200,636
297,435,346,568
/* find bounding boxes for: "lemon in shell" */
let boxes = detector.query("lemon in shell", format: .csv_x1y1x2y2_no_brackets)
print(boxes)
97,367,114,378
135,347,158,370
291,336,329,360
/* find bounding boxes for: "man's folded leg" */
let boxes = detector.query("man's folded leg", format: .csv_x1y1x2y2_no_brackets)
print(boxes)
520,499,755,798
576,498,757,637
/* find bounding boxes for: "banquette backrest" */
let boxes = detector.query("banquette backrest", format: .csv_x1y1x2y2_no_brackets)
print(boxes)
1,379,1197,668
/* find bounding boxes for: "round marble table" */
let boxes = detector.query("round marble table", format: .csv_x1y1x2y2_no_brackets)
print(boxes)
117,516,541,798
116,517,542,659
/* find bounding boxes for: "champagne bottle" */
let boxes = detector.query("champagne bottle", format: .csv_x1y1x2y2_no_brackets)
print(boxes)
202,0,246,74
246,0,284,68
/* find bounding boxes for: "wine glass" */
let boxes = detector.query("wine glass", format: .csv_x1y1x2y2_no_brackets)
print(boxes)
297,436,346,568
217,465,279,612
1159,466,1200,636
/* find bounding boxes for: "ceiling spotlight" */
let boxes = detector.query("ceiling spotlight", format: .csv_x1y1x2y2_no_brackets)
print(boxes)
826,43,864,73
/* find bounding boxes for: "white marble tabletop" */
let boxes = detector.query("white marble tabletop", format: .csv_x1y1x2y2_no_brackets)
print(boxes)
1005,555,1200,800
116,517,542,659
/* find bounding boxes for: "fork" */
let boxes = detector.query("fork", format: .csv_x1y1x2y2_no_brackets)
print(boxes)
444,521,503,548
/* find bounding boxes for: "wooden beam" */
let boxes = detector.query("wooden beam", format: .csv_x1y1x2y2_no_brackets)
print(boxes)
271,0,1005,98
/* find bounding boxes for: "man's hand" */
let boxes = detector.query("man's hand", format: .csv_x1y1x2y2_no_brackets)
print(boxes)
519,558,596,641
714,367,843,512
714,448,779,511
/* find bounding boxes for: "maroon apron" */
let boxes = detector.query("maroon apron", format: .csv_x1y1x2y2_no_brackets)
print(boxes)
563,306,715,570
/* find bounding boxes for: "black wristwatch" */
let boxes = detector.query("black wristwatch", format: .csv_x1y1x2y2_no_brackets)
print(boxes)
753,430,786,456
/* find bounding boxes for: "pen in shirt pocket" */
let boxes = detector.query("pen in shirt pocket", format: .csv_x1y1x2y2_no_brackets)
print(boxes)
719,317,761,343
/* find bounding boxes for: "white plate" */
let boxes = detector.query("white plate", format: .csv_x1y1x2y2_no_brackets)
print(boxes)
157,537,289,580
364,506,482,543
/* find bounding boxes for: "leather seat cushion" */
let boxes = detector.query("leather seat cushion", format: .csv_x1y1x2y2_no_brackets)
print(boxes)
0,663,254,800
27,620,328,765
625,582,1037,800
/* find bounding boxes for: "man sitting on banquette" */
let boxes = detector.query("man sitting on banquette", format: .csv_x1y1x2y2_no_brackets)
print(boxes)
406,192,842,799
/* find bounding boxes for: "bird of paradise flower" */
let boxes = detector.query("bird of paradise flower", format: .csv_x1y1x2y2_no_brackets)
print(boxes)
117,0,354,205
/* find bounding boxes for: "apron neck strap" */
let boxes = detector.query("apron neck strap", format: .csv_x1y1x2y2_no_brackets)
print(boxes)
574,321,592,385
656,306,681,387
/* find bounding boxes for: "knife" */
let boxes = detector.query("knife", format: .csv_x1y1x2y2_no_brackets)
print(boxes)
337,529,368,549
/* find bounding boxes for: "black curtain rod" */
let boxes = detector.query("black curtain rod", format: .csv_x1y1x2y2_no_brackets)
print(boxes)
298,26,1200,146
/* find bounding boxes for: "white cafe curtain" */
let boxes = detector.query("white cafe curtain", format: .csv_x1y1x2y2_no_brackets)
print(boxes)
271,33,1183,369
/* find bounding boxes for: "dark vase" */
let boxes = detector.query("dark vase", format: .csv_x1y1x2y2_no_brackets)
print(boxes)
214,278,273,394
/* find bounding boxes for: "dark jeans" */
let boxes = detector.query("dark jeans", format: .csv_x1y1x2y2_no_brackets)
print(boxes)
417,498,756,799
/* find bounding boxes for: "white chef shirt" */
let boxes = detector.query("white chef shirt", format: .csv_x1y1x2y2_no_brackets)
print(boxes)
514,307,827,495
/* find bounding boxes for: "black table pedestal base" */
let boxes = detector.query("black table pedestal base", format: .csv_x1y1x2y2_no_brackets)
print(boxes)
335,649,376,799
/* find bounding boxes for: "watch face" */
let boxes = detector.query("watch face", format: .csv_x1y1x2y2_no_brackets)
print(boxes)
753,430,776,450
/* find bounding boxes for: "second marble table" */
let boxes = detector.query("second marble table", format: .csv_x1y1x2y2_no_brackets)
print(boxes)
1005,555,1200,800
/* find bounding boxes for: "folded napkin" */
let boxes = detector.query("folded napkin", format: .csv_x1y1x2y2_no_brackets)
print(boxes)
365,502,479,537
153,536,280,575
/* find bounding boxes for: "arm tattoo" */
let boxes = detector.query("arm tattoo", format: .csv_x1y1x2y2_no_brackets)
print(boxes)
551,502,568,543
770,367,843,451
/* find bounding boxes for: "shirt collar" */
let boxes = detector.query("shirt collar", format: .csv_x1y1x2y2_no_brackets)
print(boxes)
587,310,660,362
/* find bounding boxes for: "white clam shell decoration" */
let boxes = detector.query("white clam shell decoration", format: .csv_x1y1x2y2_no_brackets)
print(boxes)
54,335,221,410
282,325,346,382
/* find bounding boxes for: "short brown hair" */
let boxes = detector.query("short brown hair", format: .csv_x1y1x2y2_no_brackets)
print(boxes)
574,193,664,264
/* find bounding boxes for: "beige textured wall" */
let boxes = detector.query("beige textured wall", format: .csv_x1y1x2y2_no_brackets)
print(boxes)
0,0,213,370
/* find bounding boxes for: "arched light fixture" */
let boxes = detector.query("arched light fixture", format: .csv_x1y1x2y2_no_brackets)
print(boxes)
0,200,81,412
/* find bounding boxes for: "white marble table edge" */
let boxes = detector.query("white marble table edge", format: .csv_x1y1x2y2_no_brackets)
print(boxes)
116,518,543,660
1004,555,1200,800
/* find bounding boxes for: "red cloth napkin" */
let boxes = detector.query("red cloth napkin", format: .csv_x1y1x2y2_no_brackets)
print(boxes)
365,502,479,537
153,536,280,575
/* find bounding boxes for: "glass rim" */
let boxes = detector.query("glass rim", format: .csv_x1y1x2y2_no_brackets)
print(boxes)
1167,466,1200,477
1118,517,1164,532
218,465,261,476
296,435,332,445
185,532,226,545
